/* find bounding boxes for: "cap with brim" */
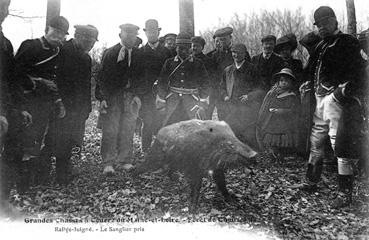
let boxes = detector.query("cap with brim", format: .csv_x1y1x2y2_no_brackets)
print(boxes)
74,24,99,41
272,68,296,84
176,33,191,45
119,23,139,33
313,6,336,25
274,34,297,53
143,19,161,31
261,35,276,43
191,36,206,47
231,43,247,53
49,16,69,35
213,27,233,38
164,33,177,40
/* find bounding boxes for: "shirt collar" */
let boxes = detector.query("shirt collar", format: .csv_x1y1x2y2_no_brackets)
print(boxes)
120,42,132,51
234,60,245,69
263,52,272,59
174,55,193,62
148,41,159,49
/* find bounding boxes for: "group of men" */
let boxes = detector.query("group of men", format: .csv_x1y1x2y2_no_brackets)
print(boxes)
0,0,368,217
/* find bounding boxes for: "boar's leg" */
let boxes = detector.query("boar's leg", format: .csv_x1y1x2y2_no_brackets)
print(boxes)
188,172,202,212
213,168,237,202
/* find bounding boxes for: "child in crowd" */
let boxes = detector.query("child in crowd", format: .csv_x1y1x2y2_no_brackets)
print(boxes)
257,68,300,161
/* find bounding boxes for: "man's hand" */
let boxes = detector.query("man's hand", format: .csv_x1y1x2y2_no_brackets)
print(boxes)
21,111,32,126
100,100,108,114
240,94,248,103
32,77,58,92
0,115,8,137
155,95,166,111
56,101,66,118
224,96,230,101
299,81,311,95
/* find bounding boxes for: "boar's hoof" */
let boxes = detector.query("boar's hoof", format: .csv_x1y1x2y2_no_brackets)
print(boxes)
103,165,115,176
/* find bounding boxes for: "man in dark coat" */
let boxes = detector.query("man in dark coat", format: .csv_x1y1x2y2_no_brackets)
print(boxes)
208,27,234,120
219,44,265,148
164,33,177,58
300,6,365,209
274,33,303,88
251,35,286,91
139,19,171,152
54,25,98,184
156,33,210,126
0,0,32,217
99,23,144,175
14,16,69,184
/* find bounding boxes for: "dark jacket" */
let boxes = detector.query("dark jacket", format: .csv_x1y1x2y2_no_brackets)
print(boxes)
140,43,171,95
220,61,261,102
194,52,216,79
251,53,285,90
57,39,92,116
0,32,25,115
99,43,145,102
209,47,234,88
308,32,364,102
157,55,210,99
14,37,60,100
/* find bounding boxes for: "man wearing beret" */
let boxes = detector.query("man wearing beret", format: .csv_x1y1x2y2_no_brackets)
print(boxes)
139,19,171,152
274,33,303,87
164,33,177,58
99,23,144,175
220,43,265,148
53,25,98,184
300,6,366,209
157,33,210,126
208,27,234,120
13,16,69,187
251,35,286,91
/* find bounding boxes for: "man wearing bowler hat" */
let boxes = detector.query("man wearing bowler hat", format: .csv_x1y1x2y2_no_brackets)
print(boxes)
300,6,365,209
54,24,98,184
156,33,210,126
139,19,171,152
251,35,285,91
13,16,70,187
99,23,144,175
208,27,234,120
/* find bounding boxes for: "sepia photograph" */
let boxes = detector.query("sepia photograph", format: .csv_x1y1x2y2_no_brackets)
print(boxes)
0,0,368,239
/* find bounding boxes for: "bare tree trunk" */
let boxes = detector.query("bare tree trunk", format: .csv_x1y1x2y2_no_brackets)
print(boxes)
179,0,194,36
46,0,61,27
346,0,357,36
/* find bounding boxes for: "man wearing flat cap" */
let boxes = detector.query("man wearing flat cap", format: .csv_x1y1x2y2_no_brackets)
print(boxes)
52,24,98,184
157,33,210,126
251,34,285,91
219,43,265,148
99,23,145,174
164,33,177,58
208,27,234,120
139,19,171,152
299,6,366,209
13,15,70,187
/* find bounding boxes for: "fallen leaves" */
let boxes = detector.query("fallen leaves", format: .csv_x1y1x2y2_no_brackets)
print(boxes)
7,103,369,240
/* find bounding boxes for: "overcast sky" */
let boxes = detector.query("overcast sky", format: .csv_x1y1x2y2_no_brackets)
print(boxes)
3,0,369,51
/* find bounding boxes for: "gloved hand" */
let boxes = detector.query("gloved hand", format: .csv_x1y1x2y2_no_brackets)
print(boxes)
32,77,58,92
100,100,108,114
155,94,166,112
21,111,32,126
55,101,66,118
0,115,8,137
